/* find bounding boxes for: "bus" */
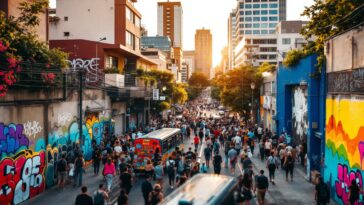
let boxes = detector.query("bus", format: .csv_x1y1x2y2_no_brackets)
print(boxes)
134,128,183,172
160,174,238,205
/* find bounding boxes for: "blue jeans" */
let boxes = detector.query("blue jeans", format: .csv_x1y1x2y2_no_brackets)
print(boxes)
73,169,83,186
106,174,113,191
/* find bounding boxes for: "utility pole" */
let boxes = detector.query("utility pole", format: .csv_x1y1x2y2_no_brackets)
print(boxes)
78,69,83,146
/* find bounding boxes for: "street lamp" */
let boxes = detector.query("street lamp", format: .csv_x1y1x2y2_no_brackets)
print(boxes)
250,82,255,123
96,37,107,67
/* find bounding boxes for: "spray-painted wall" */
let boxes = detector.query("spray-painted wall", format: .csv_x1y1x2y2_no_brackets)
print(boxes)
324,96,364,205
291,86,308,145
0,89,119,204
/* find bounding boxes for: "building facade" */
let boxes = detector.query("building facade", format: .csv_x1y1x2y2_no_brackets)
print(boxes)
141,48,168,70
181,62,189,83
141,36,172,52
195,28,213,79
323,26,364,205
228,11,236,71
183,50,195,76
260,71,277,133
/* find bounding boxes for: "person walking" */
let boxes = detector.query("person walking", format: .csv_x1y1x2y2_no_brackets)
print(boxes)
348,179,361,205
120,167,133,194
103,158,116,192
154,161,164,190
283,152,294,181
238,172,253,205
93,184,108,205
255,170,269,205
141,175,153,205
57,154,68,189
266,152,278,185
73,154,84,187
117,189,129,205
75,186,93,205
149,184,164,205
166,157,176,189
193,135,200,151
228,146,238,174
204,145,212,168
213,152,222,174
92,147,101,175
315,177,330,205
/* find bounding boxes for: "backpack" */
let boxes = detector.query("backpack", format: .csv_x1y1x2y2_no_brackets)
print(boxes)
167,160,175,173
94,191,105,205
319,184,329,199
269,157,276,165
57,159,67,172
75,158,83,170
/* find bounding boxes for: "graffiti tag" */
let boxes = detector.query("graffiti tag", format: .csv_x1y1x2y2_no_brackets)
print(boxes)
0,123,30,156
335,164,363,205
57,113,72,127
23,121,42,139
0,150,45,205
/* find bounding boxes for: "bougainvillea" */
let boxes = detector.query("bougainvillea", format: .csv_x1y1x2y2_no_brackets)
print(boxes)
0,40,21,96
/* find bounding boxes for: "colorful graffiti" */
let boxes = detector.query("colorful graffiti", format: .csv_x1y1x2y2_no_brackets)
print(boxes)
0,150,46,205
0,123,30,157
292,86,308,144
325,97,364,205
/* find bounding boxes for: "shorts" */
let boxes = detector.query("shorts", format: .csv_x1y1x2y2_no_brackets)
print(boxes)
58,171,67,182
257,189,266,202
230,160,237,168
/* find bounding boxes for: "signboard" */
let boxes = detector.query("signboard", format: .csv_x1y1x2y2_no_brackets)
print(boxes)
159,96,166,101
152,89,159,100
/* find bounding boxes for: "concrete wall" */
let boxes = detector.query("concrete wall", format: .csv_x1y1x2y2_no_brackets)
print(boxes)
0,89,125,204
277,55,326,178
50,0,115,44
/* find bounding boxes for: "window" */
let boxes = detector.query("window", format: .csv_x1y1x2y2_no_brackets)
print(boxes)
253,10,260,15
240,30,244,34
269,16,278,21
269,10,278,15
245,30,252,34
240,3,244,8
126,7,134,23
245,24,252,28
269,3,278,8
261,16,268,21
240,24,244,28
282,38,291,44
245,4,252,8
253,17,260,21
260,47,277,52
245,11,252,15
261,23,268,28
268,55,277,59
269,30,275,34
261,30,268,34
253,4,260,8
135,16,141,27
253,23,260,28
245,17,252,21
63,32,70,37
240,17,245,22
126,31,135,49
261,3,268,8
105,56,118,69
269,23,277,28
253,30,260,34
240,11,244,15
64,16,68,21
261,10,268,15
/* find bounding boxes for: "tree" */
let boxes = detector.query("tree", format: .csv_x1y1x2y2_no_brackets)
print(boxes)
299,0,364,68
187,72,210,100
213,66,262,119
0,0,68,96
172,83,188,104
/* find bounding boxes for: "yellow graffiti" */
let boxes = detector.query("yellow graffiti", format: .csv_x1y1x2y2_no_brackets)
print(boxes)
326,97,364,168
85,114,99,139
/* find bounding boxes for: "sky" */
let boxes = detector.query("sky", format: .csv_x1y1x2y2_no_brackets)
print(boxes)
50,0,314,66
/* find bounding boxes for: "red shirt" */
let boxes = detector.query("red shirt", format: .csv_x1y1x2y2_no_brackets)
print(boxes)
194,136,200,145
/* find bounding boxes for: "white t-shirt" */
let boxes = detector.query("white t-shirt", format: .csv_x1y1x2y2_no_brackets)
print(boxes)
233,136,242,145
264,141,272,150
114,146,122,154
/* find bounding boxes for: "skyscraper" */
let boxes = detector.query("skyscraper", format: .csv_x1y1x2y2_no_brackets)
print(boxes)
229,0,287,67
195,28,212,79
157,1,182,48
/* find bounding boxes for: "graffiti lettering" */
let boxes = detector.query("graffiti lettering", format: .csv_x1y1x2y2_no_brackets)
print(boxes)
67,58,101,83
23,121,42,139
335,164,363,205
0,123,30,156
0,150,45,205
57,113,72,127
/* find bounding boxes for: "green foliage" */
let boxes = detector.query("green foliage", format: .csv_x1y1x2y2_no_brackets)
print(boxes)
172,83,188,104
212,66,262,115
258,62,276,73
159,101,171,111
187,72,210,100
282,49,306,68
300,0,364,69
104,67,120,74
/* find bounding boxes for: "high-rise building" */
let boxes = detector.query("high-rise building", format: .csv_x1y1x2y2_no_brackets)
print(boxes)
157,1,183,48
230,0,286,67
195,28,212,79
183,50,195,76
227,11,236,71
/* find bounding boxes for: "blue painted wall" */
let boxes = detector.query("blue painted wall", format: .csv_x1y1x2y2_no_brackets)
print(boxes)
276,55,326,177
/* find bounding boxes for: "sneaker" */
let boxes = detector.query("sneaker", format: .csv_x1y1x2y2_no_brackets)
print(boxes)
171,186,174,189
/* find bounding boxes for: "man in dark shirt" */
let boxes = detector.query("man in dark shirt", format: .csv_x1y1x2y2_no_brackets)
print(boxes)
255,170,269,205
75,186,93,205
141,175,153,205
120,167,132,194
315,177,330,205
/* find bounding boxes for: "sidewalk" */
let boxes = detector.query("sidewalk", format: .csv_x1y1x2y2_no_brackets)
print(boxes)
22,165,120,205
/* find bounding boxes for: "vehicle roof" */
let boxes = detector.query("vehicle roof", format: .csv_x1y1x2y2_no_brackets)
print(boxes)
160,174,237,205
139,128,181,141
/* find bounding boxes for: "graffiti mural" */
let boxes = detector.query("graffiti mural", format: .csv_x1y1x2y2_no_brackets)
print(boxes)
0,150,46,205
0,123,30,158
325,97,364,205
291,86,308,145
23,121,42,139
